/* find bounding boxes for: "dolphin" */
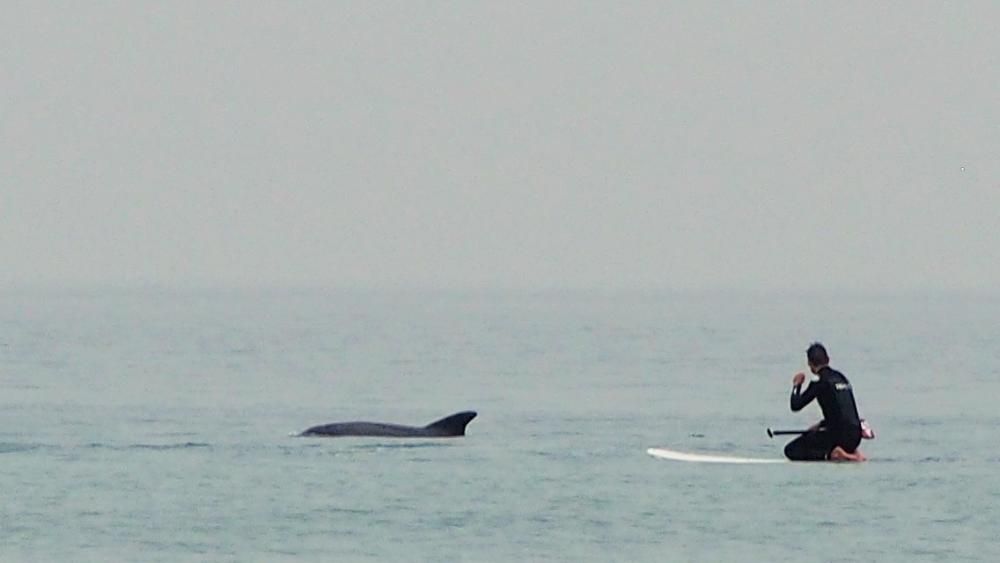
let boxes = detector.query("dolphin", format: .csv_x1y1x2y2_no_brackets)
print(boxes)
298,411,477,438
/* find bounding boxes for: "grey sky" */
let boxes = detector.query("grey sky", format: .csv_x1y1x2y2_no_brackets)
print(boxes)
3,2,997,290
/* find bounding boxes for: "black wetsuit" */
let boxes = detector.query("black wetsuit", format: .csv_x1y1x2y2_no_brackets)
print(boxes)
784,366,862,461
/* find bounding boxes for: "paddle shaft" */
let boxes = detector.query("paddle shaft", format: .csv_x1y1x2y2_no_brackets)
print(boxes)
766,428,819,438
767,425,875,440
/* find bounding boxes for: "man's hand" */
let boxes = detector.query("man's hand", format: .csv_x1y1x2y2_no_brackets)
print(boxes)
792,372,806,386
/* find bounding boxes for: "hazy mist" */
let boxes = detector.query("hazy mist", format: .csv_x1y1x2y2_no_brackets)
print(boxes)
3,3,997,291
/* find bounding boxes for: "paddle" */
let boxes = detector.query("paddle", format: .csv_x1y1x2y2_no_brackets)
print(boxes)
766,428,816,438
767,421,875,439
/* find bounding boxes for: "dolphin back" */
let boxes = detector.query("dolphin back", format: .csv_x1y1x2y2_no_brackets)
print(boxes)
424,411,477,436
299,410,477,438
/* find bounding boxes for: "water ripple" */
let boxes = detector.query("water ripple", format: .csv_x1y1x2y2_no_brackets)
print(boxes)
81,442,212,451
0,442,49,454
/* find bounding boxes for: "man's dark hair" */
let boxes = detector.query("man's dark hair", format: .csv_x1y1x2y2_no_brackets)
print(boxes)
806,342,829,366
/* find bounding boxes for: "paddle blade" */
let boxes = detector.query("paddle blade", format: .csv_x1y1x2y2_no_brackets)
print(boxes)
861,419,876,440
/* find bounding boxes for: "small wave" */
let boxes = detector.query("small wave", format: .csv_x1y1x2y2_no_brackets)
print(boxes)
128,442,211,450
324,507,374,515
830,456,953,464
281,443,322,450
0,442,47,454
866,457,902,463
931,515,973,525
82,442,211,451
346,442,453,451
915,456,962,464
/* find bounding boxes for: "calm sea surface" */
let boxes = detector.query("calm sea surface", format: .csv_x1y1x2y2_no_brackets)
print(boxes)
2,289,998,561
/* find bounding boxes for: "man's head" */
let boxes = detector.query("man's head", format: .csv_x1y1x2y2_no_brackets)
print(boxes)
806,342,829,373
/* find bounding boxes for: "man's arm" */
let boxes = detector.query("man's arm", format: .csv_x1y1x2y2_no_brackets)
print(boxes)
790,377,819,412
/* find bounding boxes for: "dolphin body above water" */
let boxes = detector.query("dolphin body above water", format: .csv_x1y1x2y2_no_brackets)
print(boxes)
298,411,477,438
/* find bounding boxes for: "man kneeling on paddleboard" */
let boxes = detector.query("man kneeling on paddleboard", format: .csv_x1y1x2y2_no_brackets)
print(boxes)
785,343,870,462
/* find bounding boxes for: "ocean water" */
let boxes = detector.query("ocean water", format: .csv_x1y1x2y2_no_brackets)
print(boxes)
2,289,998,562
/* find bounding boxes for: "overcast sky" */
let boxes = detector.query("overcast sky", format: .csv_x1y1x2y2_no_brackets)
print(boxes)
2,2,997,291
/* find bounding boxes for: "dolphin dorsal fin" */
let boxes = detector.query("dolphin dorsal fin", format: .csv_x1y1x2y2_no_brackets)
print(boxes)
424,411,477,436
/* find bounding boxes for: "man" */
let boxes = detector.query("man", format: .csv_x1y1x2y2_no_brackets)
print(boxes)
784,342,867,462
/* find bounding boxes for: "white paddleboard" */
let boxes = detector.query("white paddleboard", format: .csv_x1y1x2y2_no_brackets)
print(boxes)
647,447,787,464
